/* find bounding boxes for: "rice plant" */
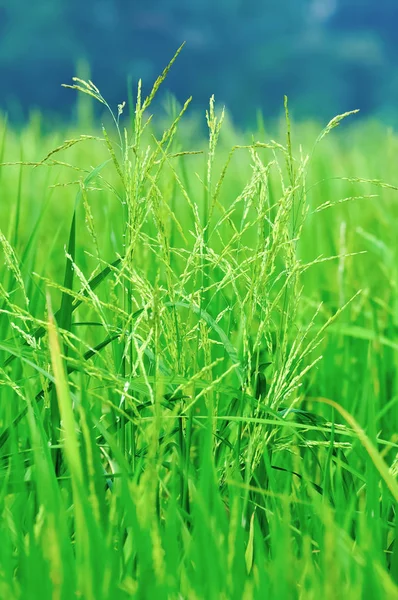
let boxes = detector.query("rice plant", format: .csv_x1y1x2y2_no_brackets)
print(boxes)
0,53,398,598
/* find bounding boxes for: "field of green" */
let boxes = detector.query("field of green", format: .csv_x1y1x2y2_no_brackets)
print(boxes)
1,63,398,599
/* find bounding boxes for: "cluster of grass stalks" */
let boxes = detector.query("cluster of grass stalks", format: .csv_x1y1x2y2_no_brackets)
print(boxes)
1,53,398,598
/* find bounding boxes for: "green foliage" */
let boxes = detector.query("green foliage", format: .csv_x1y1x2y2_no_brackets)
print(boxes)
0,64,398,598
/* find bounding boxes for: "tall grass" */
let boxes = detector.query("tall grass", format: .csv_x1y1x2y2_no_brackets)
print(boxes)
1,57,398,598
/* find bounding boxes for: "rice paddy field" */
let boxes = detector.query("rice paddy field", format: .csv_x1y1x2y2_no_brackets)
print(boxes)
1,64,398,599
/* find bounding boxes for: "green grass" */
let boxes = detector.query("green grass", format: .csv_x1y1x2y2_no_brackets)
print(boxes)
1,60,398,598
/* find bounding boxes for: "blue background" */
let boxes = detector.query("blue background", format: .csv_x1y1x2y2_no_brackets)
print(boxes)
0,0,396,124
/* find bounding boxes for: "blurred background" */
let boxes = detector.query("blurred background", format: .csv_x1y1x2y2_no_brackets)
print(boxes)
0,0,397,126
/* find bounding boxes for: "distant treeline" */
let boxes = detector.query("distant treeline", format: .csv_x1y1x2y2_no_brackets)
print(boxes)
0,0,397,124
